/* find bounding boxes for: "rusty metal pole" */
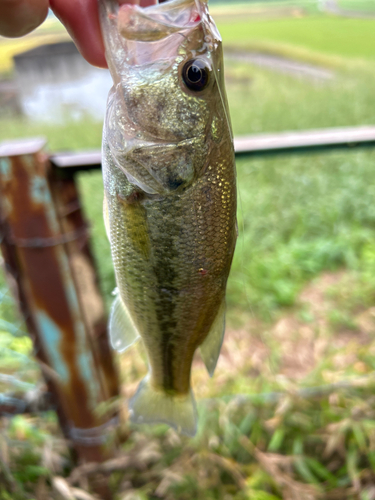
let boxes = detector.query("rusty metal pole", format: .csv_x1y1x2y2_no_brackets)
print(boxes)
0,139,119,480
49,169,119,404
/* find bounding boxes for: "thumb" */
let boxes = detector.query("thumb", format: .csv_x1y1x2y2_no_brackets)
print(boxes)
0,0,49,37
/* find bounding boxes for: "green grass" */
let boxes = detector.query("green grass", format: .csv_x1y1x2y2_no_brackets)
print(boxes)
218,15,375,61
222,60,375,315
338,0,375,12
0,117,103,150
211,0,320,15
231,149,375,315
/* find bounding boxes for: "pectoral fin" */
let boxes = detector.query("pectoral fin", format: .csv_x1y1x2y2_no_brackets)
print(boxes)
199,300,226,377
109,295,140,352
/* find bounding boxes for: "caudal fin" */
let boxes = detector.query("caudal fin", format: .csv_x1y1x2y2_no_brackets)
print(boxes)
129,376,197,437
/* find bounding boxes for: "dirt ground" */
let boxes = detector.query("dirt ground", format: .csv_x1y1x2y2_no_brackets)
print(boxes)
222,272,375,383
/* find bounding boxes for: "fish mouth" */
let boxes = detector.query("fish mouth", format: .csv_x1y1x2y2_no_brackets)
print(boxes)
117,0,202,41
99,0,207,71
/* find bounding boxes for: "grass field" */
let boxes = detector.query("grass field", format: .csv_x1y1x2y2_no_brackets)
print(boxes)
2,4,375,499
338,0,375,12
218,16,375,61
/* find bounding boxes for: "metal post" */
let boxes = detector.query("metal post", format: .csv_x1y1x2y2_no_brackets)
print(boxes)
0,139,119,475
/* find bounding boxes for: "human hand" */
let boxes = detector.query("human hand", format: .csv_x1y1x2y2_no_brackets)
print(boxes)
0,0,158,68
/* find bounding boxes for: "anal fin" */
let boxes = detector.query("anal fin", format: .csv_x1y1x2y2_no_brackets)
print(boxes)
199,300,226,377
129,376,197,437
109,295,140,352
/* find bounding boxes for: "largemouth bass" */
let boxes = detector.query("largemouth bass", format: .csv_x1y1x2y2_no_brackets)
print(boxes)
98,0,236,436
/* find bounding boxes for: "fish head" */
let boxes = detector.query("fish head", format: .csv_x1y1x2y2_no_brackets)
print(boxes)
100,0,232,195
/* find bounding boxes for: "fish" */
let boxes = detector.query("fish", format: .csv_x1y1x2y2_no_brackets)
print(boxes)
98,0,237,436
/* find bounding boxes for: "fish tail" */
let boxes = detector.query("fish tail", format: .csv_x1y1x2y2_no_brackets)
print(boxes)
129,376,197,437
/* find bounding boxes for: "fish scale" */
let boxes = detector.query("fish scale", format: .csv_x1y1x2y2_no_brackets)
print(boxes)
99,0,236,435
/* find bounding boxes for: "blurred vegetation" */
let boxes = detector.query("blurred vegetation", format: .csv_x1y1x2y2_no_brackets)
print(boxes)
0,17,68,75
220,16,375,62
337,0,375,11
2,1,375,499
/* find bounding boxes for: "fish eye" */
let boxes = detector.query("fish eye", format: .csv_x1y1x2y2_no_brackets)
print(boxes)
182,59,210,92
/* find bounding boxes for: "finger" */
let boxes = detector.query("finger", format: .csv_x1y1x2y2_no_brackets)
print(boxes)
119,0,158,5
0,0,49,37
51,0,158,69
50,0,107,68
140,0,158,6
